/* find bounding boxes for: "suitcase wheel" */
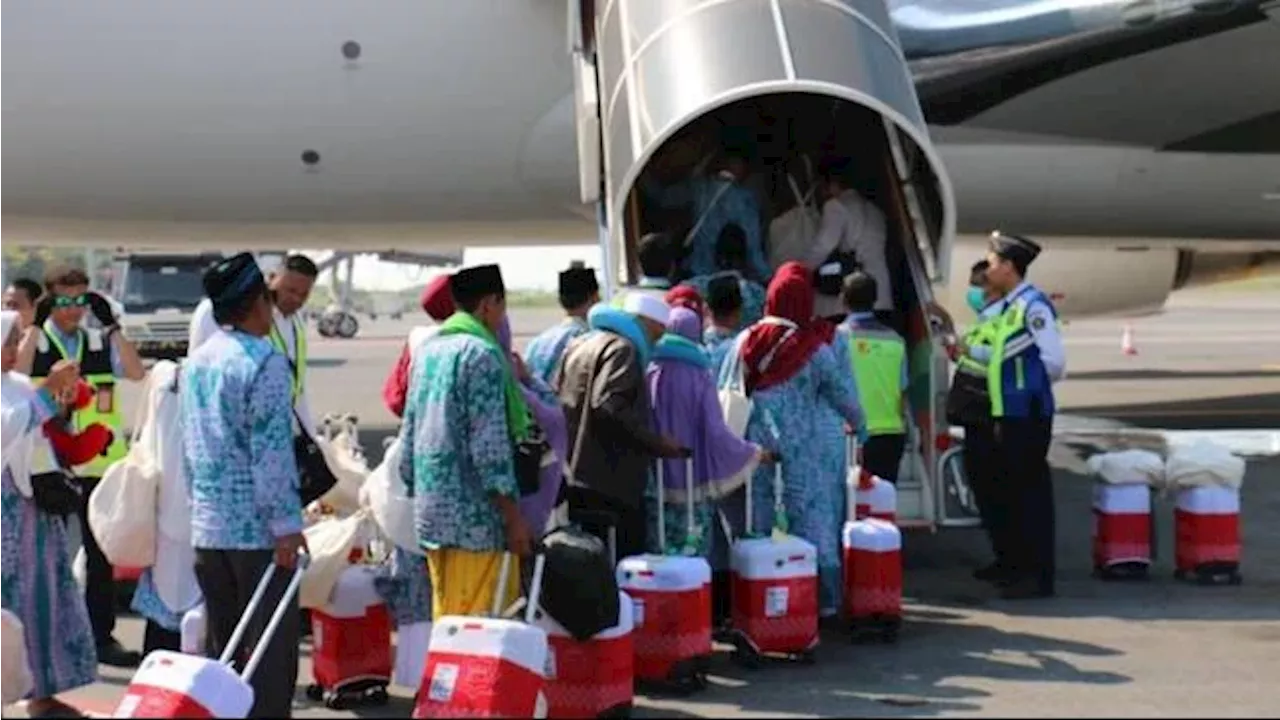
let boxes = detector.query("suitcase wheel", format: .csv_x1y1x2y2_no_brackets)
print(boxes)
324,692,351,711
599,701,634,718
796,648,817,665
365,686,390,706
305,683,325,702
1093,562,1150,582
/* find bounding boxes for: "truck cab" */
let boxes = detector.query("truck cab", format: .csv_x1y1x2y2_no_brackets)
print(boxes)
114,252,224,360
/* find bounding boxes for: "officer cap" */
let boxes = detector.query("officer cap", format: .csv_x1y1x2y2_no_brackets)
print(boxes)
988,231,1042,273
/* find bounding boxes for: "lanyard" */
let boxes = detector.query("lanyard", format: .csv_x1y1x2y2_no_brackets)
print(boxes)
42,323,86,366
269,317,305,396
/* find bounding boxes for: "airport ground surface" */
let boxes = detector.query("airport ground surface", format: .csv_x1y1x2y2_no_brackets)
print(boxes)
12,285,1280,718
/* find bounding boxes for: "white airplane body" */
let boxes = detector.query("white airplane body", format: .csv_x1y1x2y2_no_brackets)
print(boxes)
4,0,1278,319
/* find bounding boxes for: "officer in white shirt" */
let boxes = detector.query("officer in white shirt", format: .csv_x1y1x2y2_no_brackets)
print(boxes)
805,162,892,323
963,232,1065,600
188,254,319,438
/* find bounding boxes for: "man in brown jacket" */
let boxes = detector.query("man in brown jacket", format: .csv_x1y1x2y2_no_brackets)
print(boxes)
555,292,689,559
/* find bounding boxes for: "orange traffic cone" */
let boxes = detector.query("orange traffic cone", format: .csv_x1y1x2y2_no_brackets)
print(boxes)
1121,324,1138,356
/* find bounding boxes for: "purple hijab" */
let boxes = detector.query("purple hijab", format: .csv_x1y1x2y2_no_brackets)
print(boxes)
499,316,567,534
647,308,759,503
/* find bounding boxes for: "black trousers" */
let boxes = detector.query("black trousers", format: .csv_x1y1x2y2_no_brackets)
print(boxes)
566,486,647,562
994,416,1056,591
75,475,116,647
143,621,181,655
962,422,1009,567
862,434,906,484
194,549,300,719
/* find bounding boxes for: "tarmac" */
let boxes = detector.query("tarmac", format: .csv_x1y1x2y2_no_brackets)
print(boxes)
9,285,1280,718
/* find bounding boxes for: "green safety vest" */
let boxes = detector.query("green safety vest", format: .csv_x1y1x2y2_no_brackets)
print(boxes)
955,316,997,380
984,299,1062,418
846,325,907,436
31,325,127,477
268,317,307,399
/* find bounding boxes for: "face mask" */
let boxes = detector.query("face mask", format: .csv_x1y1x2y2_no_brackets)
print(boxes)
965,286,986,314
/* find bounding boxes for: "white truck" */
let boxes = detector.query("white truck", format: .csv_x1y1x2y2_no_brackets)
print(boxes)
114,251,225,359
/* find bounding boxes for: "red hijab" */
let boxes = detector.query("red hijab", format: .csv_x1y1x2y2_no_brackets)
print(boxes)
420,274,456,322
664,285,706,319
741,262,830,393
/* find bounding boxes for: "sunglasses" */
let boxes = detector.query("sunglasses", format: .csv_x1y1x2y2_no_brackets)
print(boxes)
52,294,89,308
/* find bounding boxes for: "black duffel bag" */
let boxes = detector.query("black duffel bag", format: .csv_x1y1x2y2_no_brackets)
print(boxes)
537,526,620,641
30,469,83,517
946,369,992,427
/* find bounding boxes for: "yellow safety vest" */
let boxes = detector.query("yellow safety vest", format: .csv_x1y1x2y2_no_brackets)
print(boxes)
845,325,907,436
32,324,127,477
268,316,307,399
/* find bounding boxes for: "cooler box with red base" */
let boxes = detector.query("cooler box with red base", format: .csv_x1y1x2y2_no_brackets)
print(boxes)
307,565,393,708
1092,483,1152,579
728,535,819,661
115,558,308,719
535,591,635,718
113,651,254,719
1174,486,1243,585
851,467,897,524
616,554,711,687
841,518,902,641
412,616,549,719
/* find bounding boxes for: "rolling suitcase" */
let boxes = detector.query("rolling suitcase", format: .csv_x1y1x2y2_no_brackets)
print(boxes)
727,460,819,667
616,458,711,694
413,553,550,719
305,564,393,709
113,556,309,718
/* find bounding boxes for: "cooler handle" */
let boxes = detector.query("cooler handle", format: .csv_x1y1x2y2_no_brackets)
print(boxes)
492,552,548,625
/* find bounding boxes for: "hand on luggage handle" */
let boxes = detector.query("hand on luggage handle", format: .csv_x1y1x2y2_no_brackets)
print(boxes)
220,551,311,683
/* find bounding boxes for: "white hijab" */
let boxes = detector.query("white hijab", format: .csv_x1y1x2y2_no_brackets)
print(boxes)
1,311,39,496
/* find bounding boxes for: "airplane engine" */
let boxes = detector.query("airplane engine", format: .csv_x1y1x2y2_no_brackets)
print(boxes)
572,0,957,286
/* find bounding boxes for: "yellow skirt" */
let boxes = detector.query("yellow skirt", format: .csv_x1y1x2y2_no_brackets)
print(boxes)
426,549,520,618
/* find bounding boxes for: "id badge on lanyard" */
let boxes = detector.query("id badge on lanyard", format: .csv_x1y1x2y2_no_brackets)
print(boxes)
96,382,116,414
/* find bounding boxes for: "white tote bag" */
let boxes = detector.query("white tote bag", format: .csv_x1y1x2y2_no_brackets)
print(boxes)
88,372,162,568
361,437,424,556
145,362,202,613
299,509,371,609
718,335,754,438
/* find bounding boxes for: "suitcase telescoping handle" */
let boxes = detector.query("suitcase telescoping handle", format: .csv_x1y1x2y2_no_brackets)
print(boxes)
492,551,547,624
219,552,311,683
745,413,787,538
654,456,698,556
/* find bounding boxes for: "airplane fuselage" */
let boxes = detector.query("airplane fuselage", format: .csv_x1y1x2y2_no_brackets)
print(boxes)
4,0,1277,249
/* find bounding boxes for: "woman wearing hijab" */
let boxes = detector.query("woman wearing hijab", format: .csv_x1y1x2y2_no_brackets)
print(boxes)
1,310,98,718
648,306,770,624
719,263,862,616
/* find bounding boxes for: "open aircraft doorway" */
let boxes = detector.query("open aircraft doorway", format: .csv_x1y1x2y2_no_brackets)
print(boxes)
571,0,971,529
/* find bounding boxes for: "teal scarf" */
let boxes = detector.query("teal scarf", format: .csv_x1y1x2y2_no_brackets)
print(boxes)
652,333,710,369
588,304,653,366
437,311,531,441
